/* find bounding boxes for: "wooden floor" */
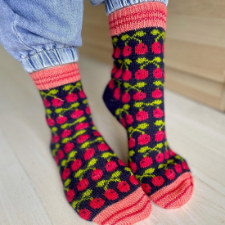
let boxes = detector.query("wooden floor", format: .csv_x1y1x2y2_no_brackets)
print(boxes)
0,46,225,225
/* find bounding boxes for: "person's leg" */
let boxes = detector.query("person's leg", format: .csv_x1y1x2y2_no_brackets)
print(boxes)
101,0,194,208
0,1,151,223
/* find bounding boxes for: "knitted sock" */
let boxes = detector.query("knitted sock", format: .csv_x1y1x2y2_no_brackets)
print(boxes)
103,2,193,209
30,63,151,224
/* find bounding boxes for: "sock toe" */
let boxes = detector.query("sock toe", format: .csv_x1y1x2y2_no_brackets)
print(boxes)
93,187,151,225
150,172,193,209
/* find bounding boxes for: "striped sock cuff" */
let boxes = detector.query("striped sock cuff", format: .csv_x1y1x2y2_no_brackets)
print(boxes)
108,1,167,37
30,63,81,90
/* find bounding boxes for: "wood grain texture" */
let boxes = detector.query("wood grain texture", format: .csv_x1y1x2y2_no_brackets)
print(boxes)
0,47,225,224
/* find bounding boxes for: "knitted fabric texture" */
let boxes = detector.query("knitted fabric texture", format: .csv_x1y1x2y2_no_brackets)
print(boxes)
103,2,193,209
30,63,151,224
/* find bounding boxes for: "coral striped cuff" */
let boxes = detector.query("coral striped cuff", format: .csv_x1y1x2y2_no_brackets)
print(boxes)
30,63,81,90
108,1,167,37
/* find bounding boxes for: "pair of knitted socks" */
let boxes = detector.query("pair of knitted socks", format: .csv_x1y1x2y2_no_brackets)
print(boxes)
30,2,193,224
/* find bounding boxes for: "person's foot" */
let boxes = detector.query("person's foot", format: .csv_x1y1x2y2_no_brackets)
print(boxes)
103,2,193,208
30,63,151,224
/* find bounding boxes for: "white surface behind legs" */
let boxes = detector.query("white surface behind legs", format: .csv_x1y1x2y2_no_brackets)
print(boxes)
0,46,225,224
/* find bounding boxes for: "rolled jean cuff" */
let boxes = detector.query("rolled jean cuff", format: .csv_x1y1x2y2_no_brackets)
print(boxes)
21,47,79,73
104,0,168,15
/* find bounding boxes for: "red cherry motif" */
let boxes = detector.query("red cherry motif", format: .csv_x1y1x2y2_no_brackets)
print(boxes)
121,92,130,103
93,131,101,136
130,162,137,173
117,181,130,192
108,79,115,90
75,122,89,131
155,131,164,142
141,183,151,194
58,150,64,160
135,69,149,80
79,90,86,98
89,198,105,209
155,152,164,163
46,118,55,126
140,157,153,168
62,168,70,180
136,111,149,121
91,169,103,181
111,65,117,74
153,108,163,118
135,43,148,55
113,88,121,100
98,143,109,151
125,114,133,125
43,99,50,107
129,175,139,185
169,149,176,156
122,45,132,56
66,190,75,202
162,44,165,54
64,142,74,153
164,151,169,159
122,70,132,81
152,42,161,54
153,68,163,79
118,159,126,167
114,47,121,58
165,169,176,180
128,137,135,149
61,129,72,138
84,148,95,160
105,161,117,172
77,179,89,191
182,161,189,170
133,92,146,101
152,89,163,99
85,107,91,114
53,135,60,143
104,189,118,200
120,118,126,128
151,176,165,187
114,68,122,79
54,156,59,165
77,134,90,144
79,209,91,220
174,164,182,173
138,134,151,145
56,116,67,124
52,98,63,107
71,159,82,171
66,93,78,103
71,109,83,119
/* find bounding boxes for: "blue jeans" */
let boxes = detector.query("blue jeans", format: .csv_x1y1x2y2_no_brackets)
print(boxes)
0,0,168,73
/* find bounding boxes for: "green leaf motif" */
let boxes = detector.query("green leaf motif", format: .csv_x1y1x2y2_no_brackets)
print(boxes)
153,57,161,63
138,146,149,153
136,57,148,64
145,168,155,174
152,100,162,105
123,82,129,88
111,171,121,179
175,155,181,160
115,109,121,116
96,180,106,188
51,127,58,132
55,108,63,114
153,81,163,86
72,200,78,209
74,169,85,178
75,130,86,137
71,102,80,108
124,59,132,65
61,160,67,167
63,85,73,91
158,164,164,169
135,30,146,37
136,82,146,88
127,126,133,133
68,151,77,159
80,142,90,149
101,152,113,158
121,34,130,41
151,29,160,36
82,189,92,198
49,89,58,95
129,150,135,157
123,104,130,110
88,158,97,167
134,102,143,108
62,137,70,144
64,179,71,187
154,120,164,126
137,123,149,130
167,159,174,164
46,109,52,114
156,143,163,149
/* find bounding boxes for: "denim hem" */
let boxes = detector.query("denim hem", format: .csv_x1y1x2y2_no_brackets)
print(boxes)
21,47,79,73
104,0,168,15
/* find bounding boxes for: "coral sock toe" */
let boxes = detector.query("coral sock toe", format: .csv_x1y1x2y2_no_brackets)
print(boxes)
103,2,194,208
30,63,151,224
